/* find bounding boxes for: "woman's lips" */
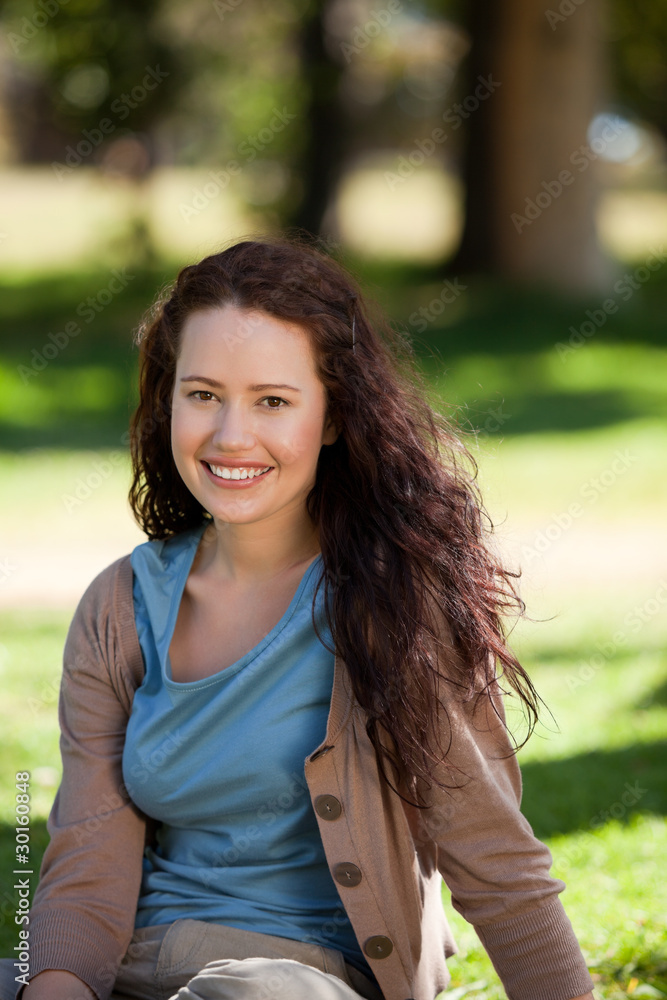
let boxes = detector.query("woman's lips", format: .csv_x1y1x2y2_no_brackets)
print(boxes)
201,461,274,489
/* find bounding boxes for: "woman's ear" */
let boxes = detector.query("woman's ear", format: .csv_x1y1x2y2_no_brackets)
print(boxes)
322,412,340,446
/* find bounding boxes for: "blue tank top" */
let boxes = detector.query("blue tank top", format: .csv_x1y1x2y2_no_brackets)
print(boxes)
122,521,374,980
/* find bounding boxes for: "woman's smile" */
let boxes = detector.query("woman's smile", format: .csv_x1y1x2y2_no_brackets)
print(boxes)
202,460,274,487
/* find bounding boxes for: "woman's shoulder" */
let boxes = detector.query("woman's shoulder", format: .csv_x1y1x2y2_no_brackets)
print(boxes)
73,551,134,622
64,552,143,705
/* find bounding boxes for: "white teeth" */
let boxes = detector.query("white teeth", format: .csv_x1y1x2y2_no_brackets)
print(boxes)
209,464,271,481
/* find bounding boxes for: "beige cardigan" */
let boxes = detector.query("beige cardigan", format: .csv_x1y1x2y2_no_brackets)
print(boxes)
26,554,594,1000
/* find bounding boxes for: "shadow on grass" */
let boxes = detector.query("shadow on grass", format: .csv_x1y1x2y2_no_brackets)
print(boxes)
350,256,667,355
637,676,667,710
463,389,653,435
0,266,162,451
520,740,667,839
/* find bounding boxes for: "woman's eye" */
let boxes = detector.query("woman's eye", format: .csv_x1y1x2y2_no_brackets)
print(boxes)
262,396,288,409
190,390,215,401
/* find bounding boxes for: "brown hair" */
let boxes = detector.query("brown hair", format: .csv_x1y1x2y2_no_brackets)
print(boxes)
129,232,539,803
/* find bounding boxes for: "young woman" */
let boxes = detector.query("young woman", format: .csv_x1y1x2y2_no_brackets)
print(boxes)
2,236,595,1000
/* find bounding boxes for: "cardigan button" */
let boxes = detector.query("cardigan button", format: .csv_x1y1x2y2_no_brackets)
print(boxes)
314,794,342,820
363,935,393,959
333,862,362,887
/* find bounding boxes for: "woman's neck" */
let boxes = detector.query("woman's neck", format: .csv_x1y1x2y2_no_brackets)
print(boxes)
195,515,321,586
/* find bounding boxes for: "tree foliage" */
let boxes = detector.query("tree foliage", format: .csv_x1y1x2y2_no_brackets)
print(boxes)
608,0,667,136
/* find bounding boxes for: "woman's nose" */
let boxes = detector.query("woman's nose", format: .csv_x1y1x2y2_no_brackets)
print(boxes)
210,402,255,450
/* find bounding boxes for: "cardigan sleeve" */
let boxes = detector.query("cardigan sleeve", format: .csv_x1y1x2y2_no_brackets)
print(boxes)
421,625,594,1000
25,560,147,1000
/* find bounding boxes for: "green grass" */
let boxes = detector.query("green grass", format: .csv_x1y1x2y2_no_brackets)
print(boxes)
442,816,666,1000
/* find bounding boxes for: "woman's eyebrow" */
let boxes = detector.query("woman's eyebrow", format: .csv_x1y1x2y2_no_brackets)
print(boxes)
180,376,302,392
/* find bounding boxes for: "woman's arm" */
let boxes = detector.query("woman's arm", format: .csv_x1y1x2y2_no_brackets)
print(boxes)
419,614,595,1000
21,969,95,1000
25,558,147,1000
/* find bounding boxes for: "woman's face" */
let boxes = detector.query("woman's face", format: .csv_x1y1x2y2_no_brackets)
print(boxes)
170,304,338,528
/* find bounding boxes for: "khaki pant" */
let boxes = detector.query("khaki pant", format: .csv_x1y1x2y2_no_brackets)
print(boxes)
0,919,385,1000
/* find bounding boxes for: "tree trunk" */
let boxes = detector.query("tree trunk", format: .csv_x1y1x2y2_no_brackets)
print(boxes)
453,0,611,293
288,1,346,237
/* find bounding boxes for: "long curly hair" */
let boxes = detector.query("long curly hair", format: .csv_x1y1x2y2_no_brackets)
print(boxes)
128,232,540,804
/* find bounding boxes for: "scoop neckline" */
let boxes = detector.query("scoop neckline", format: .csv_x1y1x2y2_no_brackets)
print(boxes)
162,530,323,690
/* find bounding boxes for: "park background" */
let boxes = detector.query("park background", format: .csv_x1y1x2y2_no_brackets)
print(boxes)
0,0,665,997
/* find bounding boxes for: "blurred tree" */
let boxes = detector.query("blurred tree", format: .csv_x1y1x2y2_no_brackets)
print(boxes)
286,0,469,237
608,0,667,139
1,0,662,287
1,0,184,165
289,0,346,235
0,0,191,265
285,0,616,295
451,0,612,292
